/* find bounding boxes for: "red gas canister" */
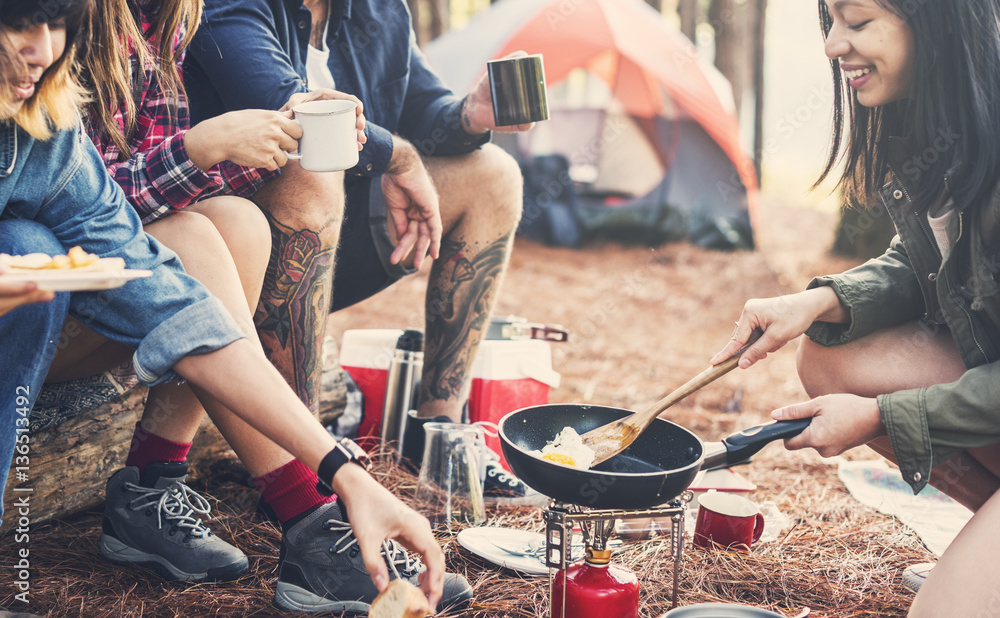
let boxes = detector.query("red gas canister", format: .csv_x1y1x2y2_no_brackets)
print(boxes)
550,549,639,618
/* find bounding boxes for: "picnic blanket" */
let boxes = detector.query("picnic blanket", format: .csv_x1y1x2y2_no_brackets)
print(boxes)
838,459,972,557
30,363,140,434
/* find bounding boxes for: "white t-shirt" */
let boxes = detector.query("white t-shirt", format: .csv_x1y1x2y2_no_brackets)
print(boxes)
927,202,955,258
306,18,336,91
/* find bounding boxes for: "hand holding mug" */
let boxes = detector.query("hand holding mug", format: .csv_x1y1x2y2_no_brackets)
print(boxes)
185,109,302,171
284,99,361,172
280,89,366,150
462,51,548,134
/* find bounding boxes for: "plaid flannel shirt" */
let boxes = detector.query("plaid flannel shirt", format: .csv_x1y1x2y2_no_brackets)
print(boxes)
86,9,277,225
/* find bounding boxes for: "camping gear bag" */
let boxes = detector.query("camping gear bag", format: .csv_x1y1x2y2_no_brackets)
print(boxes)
518,154,583,247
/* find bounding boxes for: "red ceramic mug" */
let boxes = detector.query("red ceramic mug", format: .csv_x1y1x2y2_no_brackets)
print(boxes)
693,491,765,552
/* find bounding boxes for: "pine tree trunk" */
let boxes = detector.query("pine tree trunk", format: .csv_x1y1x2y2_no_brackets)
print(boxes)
751,0,767,182
408,0,428,47
428,0,450,41
832,196,896,260
678,0,699,42
709,0,747,116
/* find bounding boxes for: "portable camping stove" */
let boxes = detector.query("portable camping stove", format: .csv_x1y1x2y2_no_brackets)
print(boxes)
544,491,692,617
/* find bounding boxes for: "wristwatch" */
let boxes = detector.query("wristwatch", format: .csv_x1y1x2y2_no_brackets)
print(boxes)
316,438,372,496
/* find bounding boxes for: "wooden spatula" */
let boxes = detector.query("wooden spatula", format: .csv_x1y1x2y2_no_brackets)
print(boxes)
581,329,762,467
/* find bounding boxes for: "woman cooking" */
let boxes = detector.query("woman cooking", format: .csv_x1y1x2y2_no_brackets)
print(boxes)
713,1,1000,615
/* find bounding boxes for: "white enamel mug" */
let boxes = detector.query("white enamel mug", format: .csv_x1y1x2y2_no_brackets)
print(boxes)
287,99,359,172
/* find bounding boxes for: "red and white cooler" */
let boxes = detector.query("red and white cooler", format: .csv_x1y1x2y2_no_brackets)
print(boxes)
339,329,404,450
468,338,560,469
338,329,561,464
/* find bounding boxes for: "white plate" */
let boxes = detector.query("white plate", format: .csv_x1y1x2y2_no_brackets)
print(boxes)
456,526,608,577
661,603,791,617
457,527,552,577
0,269,152,291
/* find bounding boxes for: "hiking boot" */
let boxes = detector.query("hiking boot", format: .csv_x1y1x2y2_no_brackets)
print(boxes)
273,500,473,615
482,448,547,506
100,463,249,582
400,412,451,471
902,562,935,593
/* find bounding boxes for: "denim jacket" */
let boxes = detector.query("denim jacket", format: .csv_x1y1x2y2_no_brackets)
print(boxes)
0,121,245,384
184,0,489,179
805,138,1000,493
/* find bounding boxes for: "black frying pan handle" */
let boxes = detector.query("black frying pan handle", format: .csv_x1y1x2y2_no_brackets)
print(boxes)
721,419,811,466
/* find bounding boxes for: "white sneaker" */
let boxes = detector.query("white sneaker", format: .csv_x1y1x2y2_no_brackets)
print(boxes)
902,562,934,593
482,448,548,506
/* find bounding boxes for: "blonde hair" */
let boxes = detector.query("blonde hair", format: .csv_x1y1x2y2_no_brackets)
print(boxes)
12,46,87,139
84,0,203,158
0,32,22,119
1,0,90,140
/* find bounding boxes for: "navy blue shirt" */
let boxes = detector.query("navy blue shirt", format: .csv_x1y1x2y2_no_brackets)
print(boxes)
184,0,490,178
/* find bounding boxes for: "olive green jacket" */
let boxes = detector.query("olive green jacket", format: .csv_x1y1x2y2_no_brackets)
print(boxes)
804,141,1000,494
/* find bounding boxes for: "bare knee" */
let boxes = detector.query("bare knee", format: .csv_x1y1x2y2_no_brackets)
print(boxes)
195,197,270,248
252,166,346,234
192,196,272,266
463,144,524,231
147,210,230,256
796,336,841,397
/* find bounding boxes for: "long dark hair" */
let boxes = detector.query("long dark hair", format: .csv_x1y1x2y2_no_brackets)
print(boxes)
83,0,203,158
816,0,1000,213
0,0,90,137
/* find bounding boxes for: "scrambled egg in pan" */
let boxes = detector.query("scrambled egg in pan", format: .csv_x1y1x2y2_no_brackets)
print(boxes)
531,427,596,470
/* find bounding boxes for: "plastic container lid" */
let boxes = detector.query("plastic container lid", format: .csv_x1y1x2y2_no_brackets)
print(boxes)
396,328,424,352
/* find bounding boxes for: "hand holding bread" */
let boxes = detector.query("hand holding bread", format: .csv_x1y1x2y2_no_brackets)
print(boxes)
370,579,432,618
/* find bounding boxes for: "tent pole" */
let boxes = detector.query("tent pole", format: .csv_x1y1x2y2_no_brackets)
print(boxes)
752,0,767,185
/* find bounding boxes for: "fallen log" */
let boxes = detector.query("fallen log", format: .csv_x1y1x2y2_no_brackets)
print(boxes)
1,371,347,536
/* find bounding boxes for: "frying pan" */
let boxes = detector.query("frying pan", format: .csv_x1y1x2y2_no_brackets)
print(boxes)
498,404,809,510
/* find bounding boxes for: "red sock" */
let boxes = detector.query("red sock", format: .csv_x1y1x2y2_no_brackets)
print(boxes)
253,459,336,524
125,422,192,473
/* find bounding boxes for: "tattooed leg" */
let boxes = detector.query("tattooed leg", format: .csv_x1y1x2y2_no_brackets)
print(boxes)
251,167,345,413
414,144,524,420
255,214,336,411
421,236,511,411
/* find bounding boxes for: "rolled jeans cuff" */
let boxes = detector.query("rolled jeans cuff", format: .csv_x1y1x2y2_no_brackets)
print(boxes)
132,296,246,386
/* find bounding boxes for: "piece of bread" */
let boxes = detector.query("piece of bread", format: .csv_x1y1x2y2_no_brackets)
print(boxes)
369,579,431,618
0,247,125,273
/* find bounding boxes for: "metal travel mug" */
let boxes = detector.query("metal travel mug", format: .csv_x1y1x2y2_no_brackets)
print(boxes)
381,329,424,456
487,54,549,126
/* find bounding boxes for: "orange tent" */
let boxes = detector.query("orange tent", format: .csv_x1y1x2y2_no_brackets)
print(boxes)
425,0,758,239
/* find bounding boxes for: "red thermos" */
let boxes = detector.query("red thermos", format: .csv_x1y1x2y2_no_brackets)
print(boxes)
551,548,639,618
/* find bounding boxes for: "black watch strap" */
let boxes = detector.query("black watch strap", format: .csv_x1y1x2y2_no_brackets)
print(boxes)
316,446,351,497
315,439,371,496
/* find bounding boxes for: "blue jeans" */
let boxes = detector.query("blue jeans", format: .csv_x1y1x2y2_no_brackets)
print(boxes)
0,122,249,523
0,220,71,525
0,122,247,386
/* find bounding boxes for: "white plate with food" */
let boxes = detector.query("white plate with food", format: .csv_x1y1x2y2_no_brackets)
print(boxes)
0,269,153,291
0,247,151,291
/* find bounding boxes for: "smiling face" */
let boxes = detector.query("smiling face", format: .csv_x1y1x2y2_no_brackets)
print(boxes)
0,18,67,113
823,0,915,107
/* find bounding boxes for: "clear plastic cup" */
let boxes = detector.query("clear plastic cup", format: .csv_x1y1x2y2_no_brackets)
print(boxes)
414,423,486,528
